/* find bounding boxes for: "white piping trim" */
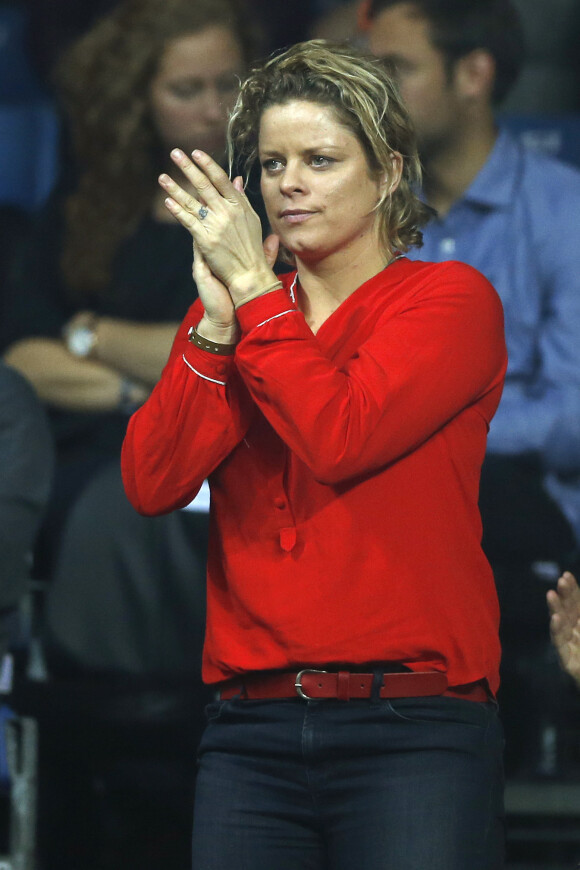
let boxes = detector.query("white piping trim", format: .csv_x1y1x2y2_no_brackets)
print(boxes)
182,354,226,386
289,274,298,303
255,309,296,330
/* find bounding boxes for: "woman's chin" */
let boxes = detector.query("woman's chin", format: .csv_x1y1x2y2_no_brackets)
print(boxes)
291,243,333,266
275,229,336,266
282,237,320,261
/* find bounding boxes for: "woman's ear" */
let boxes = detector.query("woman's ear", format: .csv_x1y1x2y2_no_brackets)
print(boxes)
381,151,403,196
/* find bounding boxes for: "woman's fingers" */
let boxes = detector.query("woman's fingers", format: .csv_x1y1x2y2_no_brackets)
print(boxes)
159,184,213,238
161,190,201,235
169,148,241,206
161,149,268,290
158,169,203,212
263,233,280,268
191,149,242,203
232,176,252,202
159,153,250,234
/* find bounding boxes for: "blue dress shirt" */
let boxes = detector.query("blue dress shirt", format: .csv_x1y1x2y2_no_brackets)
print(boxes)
408,128,580,545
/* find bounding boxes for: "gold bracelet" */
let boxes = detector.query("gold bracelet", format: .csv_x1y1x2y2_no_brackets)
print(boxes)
188,326,236,356
234,280,284,310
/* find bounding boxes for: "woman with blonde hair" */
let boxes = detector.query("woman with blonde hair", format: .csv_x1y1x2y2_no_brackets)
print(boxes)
123,40,508,869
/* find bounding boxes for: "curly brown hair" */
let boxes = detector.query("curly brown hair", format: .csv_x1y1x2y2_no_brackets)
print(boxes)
56,0,261,298
228,40,433,261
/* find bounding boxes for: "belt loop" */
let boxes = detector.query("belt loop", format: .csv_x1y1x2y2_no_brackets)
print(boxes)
370,669,384,704
337,671,350,701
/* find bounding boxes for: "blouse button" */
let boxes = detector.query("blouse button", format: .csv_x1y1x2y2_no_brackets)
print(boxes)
274,497,287,510
279,527,296,552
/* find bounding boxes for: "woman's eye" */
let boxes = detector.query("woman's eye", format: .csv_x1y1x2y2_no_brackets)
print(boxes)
262,159,283,172
310,155,333,168
168,82,203,99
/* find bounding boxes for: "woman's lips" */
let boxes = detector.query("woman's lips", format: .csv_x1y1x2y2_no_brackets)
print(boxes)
280,210,316,224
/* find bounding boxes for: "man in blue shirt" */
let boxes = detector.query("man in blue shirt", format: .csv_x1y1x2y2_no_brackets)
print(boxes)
364,0,580,569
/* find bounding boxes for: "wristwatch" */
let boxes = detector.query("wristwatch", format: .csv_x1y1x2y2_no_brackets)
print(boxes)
63,314,98,358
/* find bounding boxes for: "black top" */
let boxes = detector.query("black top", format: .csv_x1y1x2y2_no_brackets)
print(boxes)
0,189,197,460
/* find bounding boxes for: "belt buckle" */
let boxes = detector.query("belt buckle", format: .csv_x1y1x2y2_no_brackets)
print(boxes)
295,668,328,700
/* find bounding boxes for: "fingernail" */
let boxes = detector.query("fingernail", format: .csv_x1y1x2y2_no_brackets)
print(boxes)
171,149,184,159
192,150,203,160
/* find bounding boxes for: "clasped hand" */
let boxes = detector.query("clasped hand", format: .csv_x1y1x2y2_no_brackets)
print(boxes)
159,149,279,330
547,571,580,687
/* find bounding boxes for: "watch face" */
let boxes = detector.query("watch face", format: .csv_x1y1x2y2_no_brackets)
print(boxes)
68,325,96,357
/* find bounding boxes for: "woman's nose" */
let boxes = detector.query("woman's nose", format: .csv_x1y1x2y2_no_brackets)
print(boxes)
279,162,306,194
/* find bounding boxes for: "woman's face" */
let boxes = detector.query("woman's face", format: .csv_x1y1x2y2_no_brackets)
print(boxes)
150,25,244,163
259,100,388,266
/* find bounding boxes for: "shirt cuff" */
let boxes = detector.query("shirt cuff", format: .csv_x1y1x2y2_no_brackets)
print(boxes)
236,288,298,336
182,338,236,384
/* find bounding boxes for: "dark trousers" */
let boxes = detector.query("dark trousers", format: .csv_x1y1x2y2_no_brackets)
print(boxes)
192,696,505,870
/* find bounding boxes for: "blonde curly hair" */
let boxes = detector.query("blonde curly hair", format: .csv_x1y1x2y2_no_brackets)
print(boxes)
56,0,261,297
228,40,433,260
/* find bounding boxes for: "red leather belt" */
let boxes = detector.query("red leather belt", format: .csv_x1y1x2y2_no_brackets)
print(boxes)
215,669,490,703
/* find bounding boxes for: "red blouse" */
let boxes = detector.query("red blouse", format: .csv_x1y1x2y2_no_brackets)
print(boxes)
122,257,507,691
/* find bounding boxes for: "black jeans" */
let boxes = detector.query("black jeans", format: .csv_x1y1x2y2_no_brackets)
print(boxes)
192,696,505,870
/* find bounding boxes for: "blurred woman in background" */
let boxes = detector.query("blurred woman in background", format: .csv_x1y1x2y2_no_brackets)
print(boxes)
1,2,262,868
2,0,259,578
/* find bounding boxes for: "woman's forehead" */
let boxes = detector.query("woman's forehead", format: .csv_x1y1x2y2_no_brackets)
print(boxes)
258,100,356,144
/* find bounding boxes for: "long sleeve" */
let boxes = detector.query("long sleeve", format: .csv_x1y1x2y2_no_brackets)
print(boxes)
121,298,255,515
123,259,507,518
234,261,506,484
